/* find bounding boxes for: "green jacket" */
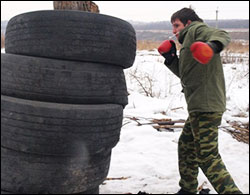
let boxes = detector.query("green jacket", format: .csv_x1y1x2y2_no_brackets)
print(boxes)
165,21,231,113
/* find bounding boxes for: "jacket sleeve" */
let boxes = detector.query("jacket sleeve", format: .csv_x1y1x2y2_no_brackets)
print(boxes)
207,29,231,50
195,25,231,50
164,57,180,78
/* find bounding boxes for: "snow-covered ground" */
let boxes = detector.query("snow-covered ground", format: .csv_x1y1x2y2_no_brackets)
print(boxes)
100,49,249,194
1,48,248,194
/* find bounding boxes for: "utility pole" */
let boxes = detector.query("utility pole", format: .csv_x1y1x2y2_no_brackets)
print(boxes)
216,7,219,28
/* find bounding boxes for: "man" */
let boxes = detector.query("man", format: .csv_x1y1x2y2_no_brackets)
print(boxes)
158,8,242,194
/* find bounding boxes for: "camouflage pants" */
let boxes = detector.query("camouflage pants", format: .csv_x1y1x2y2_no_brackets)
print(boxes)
178,112,242,194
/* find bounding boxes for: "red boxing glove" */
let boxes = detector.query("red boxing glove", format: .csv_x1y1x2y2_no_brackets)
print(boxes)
190,41,214,64
158,40,175,54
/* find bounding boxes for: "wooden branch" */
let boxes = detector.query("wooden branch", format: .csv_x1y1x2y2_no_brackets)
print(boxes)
153,125,184,129
105,176,131,181
171,106,184,111
124,116,185,127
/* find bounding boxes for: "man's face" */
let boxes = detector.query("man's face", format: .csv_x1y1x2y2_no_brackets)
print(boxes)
172,19,188,39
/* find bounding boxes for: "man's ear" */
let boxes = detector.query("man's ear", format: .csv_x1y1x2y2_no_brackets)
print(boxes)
185,20,192,26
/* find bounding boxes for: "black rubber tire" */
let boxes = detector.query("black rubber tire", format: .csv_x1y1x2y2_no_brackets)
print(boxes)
5,10,136,69
1,95,123,155
1,53,128,107
1,147,110,194
1,187,100,194
77,186,99,194
1,190,14,194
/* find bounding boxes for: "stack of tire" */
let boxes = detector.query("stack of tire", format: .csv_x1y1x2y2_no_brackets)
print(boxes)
1,10,136,194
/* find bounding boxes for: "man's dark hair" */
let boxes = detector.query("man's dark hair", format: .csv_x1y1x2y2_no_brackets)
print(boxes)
171,8,203,25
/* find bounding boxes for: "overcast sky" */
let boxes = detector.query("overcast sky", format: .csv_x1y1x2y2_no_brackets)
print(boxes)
1,1,249,22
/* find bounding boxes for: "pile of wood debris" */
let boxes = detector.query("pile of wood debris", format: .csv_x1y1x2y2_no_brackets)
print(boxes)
124,116,185,132
221,121,249,144
124,116,249,144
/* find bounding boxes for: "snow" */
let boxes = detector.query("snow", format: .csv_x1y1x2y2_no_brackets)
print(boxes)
1,48,248,194
100,49,249,194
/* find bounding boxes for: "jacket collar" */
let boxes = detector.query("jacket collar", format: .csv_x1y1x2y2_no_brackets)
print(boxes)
178,21,203,44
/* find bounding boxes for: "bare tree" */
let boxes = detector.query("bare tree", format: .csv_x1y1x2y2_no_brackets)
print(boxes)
127,67,158,98
53,1,99,13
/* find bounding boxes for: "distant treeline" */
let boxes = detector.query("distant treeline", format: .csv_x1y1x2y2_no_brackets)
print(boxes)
1,19,249,42
135,30,249,41
131,19,249,30
2,19,249,32
2,19,249,34
1,21,8,34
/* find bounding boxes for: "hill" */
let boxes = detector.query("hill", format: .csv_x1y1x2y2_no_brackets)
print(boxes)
1,20,8,34
129,19,249,41
1,19,249,41
129,19,249,30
